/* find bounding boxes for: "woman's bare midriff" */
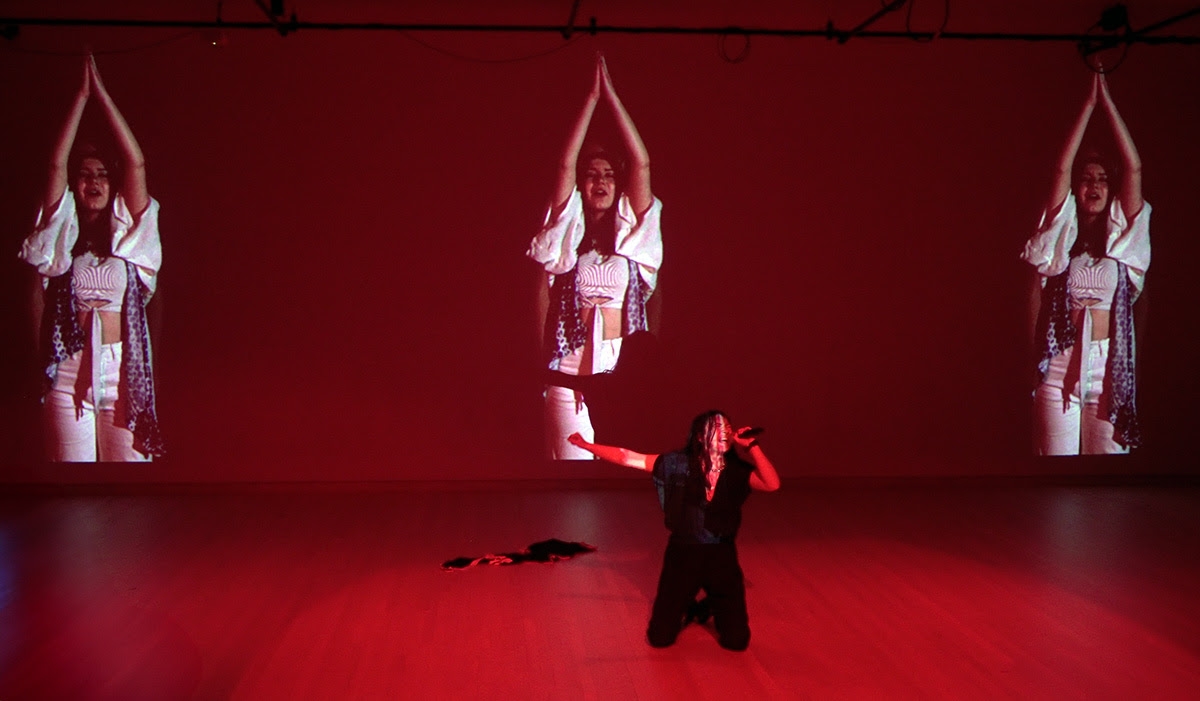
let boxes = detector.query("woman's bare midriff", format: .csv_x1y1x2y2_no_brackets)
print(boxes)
76,305,123,345
580,299,623,341
1072,305,1110,341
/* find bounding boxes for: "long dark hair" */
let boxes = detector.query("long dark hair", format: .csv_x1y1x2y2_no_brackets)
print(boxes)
576,145,626,257
69,144,119,259
1069,149,1118,260
685,410,730,473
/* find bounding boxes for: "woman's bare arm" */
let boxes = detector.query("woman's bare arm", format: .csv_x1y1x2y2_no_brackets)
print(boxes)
1046,72,1099,216
733,428,780,492
598,56,652,218
1096,73,1144,218
43,57,90,214
89,56,149,220
549,58,602,219
567,432,657,471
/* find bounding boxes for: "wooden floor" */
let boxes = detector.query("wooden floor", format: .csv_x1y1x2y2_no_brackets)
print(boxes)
1,480,1198,700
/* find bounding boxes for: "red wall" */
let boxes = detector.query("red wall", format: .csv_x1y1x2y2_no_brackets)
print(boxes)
2,4,1198,481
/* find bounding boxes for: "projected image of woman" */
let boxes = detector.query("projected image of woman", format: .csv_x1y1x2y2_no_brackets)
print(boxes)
527,54,662,460
1022,70,1149,455
19,55,164,462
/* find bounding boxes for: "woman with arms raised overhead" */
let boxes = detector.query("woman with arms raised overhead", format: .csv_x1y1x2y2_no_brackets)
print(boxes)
527,53,662,460
1022,70,1148,455
19,55,164,461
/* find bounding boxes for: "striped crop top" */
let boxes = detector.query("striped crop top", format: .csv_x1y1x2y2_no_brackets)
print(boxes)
1067,253,1117,311
72,252,127,313
575,250,630,309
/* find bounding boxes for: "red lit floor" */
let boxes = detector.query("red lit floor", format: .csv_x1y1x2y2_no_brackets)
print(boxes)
1,481,1198,700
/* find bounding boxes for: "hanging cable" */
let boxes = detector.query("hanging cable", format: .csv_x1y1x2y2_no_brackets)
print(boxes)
906,0,949,42
837,0,908,44
393,31,584,64
1,12,1198,45
1078,4,1132,73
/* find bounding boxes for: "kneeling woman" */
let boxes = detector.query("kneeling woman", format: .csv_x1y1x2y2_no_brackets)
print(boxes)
568,411,780,650
19,56,164,461
1022,70,1148,455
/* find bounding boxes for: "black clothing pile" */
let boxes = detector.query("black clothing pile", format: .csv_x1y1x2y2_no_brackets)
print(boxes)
441,538,596,570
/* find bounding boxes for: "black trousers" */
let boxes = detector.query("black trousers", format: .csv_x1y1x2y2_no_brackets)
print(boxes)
646,540,750,650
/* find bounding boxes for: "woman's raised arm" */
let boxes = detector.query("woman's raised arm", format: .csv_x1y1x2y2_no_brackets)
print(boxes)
549,57,603,219
43,57,90,214
598,56,652,218
89,56,149,220
1097,73,1144,219
1046,72,1099,216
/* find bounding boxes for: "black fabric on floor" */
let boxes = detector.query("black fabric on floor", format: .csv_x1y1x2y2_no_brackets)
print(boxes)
441,538,597,570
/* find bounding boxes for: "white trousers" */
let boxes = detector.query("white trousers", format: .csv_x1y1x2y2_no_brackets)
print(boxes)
1033,338,1127,456
545,337,622,460
45,342,149,462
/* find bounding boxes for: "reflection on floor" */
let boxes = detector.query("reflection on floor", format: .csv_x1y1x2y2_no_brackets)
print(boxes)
1,480,1198,699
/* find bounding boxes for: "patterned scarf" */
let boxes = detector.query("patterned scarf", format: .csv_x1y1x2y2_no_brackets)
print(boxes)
119,260,165,457
1105,262,1140,448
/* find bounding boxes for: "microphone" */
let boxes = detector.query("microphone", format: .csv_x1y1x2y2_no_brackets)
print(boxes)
739,427,765,439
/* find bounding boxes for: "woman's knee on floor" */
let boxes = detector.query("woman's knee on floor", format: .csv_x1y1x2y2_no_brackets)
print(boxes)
646,620,681,648
718,628,750,651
